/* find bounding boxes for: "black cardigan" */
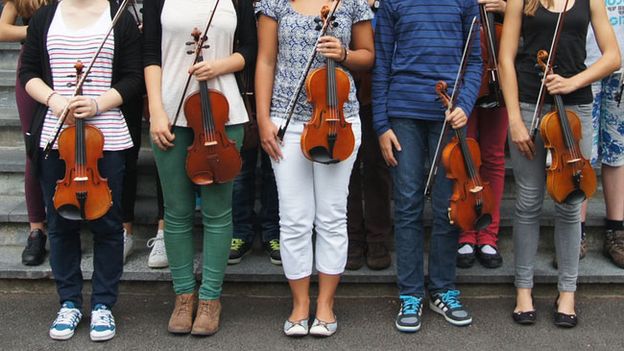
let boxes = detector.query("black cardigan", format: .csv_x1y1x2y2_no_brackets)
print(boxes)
19,1,144,169
142,0,257,92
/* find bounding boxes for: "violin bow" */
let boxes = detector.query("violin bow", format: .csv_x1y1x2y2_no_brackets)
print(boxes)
424,16,479,197
169,0,221,131
42,0,132,158
529,0,569,140
129,0,142,29
277,0,343,140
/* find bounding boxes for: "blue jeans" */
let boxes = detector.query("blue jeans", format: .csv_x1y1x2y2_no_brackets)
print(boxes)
232,147,279,243
391,118,459,297
39,150,125,310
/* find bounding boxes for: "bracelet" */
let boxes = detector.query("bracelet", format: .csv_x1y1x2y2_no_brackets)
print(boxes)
45,91,58,107
91,98,100,116
338,45,349,64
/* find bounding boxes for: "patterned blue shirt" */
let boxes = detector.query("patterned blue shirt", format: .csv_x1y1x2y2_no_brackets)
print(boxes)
257,0,373,123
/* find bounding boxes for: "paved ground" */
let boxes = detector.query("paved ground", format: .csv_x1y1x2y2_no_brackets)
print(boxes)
1,282,623,351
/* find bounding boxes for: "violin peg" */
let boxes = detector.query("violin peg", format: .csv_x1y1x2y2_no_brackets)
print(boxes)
315,25,322,31
186,50,195,55
314,17,322,23
330,15,336,21
332,22,339,28
185,41,194,46
202,45,210,49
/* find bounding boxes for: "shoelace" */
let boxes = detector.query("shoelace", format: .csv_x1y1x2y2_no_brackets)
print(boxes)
146,236,165,255
440,290,462,309
91,309,114,328
54,308,80,327
399,295,421,315
231,238,245,250
268,239,280,251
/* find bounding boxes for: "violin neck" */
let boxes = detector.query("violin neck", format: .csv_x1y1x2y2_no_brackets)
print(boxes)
326,58,337,108
552,94,576,151
454,127,479,181
197,55,216,132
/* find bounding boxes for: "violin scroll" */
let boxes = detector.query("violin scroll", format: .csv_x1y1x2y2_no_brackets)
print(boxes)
435,81,451,109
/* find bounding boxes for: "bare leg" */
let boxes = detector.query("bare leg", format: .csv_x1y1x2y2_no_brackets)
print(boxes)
514,288,534,313
557,291,576,315
123,222,133,235
316,273,340,322
288,277,310,322
158,219,165,231
603,164,624,221
580,200,587,222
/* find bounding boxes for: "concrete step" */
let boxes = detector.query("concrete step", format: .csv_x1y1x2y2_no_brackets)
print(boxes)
1,239,622,284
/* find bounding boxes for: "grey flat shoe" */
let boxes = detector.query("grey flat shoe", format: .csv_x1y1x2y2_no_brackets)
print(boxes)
309,317,337,337
283,318,309,337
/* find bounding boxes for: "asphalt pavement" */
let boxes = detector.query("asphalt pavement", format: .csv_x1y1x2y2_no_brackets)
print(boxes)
1,283,623,351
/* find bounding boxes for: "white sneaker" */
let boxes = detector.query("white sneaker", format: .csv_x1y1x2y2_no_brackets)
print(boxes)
123,230,134,264
49,301,82,340
147,230,168,268
90,304,116,341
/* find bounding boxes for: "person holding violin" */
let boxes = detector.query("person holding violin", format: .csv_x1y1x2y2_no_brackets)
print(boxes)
256,0,374,337
143,0,256,336
0,0,52,266
456,0,508,269
374,0,482,332
499,0,619,327
19,0,143,341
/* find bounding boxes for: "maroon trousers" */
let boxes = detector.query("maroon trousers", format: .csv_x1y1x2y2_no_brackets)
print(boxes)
346,104,393,247
16,49,46,223
459,106,508,247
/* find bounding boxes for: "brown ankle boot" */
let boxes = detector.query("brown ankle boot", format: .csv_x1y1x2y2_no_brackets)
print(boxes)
605,230,624,268
168,293,196,334
191,299,222,336
366,242,391,270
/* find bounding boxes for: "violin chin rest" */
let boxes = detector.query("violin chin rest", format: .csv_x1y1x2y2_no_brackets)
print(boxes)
474,214,493,232
308,146,339,165
563,189,586,206
57,204,83,221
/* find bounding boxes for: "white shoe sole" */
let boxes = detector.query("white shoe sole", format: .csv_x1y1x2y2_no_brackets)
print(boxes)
49,330,75,341
395,320,421,333
147,258,169,268
429,302,473,326
90,330,116,342
270,257,282,266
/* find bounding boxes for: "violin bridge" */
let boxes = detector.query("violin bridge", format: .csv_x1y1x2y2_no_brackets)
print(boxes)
203,141,218,146
566,158,581,164
469,186,483,194
73,176,88,181
325,118,339,122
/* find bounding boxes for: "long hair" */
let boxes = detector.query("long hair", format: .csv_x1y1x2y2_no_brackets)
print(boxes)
3,0,51,19
525,0,554,16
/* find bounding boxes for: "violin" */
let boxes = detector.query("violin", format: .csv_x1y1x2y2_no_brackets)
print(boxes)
477,4,504,108
436,81,494,232
53,61,112,220
301,4,355,164
183,28,242,185
536,50,596,204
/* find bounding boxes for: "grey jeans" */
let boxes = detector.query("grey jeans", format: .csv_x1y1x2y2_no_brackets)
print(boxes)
510,102,593,292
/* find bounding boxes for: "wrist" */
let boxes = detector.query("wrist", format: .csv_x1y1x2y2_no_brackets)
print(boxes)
45,91,59,107
338,46,349,63
91,98,100,116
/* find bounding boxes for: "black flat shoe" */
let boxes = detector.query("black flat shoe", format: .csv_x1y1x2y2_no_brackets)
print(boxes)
512,310,536,325
476,245,503,269
456,244,475,268
554,296,578,328
22,229,46,266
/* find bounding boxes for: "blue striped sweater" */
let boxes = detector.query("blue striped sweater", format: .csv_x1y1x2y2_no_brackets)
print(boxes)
372,0,482,136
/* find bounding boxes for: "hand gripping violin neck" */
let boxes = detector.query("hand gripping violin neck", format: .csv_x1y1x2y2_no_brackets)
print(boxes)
436,82,494,232
301,4,355,164
536,50,596,205
53,61,112,221
183,27,242,185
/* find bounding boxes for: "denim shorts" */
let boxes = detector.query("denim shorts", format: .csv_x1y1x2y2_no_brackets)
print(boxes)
590,72,624,167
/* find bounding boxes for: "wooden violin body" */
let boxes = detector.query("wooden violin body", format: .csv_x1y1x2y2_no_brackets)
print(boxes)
441,135,494,232
540,99,596,204
536,50,597,205
302,65,354,164
184,88,241,185
53,61,112,221
477,6,503,108
436,81,493,232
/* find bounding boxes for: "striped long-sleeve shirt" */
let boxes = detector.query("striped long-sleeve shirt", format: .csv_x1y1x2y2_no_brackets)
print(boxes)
372,0,482,136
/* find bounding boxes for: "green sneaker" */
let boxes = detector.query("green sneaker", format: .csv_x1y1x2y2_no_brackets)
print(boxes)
228,238,252,265
264,239,281,266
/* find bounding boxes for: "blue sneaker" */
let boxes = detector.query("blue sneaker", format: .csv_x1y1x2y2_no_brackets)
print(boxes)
395,295,423,332
429,290,472,326
49,301,82,340
90,304,116,341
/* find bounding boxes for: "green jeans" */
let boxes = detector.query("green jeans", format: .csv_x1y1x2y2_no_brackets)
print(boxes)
152,125,243,300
